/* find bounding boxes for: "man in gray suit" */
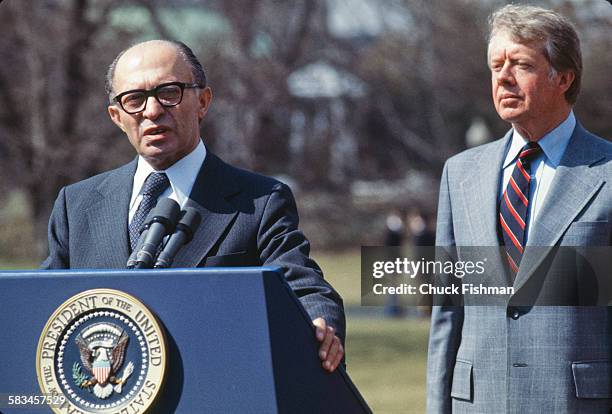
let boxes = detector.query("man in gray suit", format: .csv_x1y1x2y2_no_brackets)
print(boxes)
427,5,611,413
42,39,345,372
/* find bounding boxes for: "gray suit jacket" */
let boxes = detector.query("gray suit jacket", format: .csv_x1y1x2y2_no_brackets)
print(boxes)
427,123,612,413
41,151,345,341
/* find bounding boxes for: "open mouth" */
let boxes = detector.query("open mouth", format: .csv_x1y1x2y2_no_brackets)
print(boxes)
144,126,170,137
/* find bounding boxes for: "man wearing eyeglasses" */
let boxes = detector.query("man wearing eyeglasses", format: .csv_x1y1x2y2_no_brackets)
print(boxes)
42,40,345,373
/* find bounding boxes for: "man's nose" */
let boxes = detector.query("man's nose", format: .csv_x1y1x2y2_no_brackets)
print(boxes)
143,95,164,120
496,62,515,85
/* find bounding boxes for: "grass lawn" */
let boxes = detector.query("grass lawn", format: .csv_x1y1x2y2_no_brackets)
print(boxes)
314,250,429,412
346,317,429,414
0,260,38,270
313,249,363,306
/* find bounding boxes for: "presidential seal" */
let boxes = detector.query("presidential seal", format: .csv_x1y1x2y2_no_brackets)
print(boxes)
36,289,166,414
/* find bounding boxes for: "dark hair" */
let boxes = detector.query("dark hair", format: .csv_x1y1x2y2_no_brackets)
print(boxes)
105,40,207,102
488,5,582,104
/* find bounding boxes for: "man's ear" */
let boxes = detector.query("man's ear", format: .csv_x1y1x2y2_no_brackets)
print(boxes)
557,70,575,95
108,104,126,132
198,87,213,122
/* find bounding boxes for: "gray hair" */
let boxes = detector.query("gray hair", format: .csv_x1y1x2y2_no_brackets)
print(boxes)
488,4,582,104
105,40,207,103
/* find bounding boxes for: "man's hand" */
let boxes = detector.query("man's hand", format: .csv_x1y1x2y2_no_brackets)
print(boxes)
312,317,344,373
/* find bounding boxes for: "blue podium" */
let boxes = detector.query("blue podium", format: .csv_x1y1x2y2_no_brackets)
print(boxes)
0,268,370,413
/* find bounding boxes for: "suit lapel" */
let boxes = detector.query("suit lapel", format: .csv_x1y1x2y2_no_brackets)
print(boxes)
172,153,240,268
460,132,510,246
86,161,136,268
458,133,510,283
513,124,606,291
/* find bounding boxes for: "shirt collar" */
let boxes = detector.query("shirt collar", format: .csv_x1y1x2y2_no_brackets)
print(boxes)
132,139,207,207
502,110,576,168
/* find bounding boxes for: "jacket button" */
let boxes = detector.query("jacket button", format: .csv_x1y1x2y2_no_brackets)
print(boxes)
508,307,520,319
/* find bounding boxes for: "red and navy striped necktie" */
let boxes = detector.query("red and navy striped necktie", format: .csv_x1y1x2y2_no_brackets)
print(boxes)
499,142,542,276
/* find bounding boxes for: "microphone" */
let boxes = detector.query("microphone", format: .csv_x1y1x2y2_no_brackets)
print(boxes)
126,210,156,269
132,198,181,269
154,208,202,269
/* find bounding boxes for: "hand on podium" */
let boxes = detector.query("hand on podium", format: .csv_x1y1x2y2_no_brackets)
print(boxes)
313,317,344,373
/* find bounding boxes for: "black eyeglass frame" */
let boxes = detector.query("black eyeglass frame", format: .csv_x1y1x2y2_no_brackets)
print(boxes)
113,81,202,114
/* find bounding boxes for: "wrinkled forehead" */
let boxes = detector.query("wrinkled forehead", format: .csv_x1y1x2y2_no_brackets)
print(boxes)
113,42,192,91
487,30,547,59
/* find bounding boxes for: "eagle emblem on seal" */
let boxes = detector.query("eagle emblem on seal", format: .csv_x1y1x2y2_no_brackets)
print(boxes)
72,322,134,399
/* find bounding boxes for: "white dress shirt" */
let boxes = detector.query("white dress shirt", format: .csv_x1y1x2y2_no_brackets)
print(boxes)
129,140,207,224
499,111,575,242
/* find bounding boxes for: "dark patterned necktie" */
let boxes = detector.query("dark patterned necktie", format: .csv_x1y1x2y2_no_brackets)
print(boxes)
129,172,170,251
499,142,542,276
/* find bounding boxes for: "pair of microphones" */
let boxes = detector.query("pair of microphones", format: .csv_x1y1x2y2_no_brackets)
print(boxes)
126,198,202,269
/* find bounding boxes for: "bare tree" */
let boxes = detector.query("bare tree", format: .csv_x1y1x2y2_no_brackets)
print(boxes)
0,0,134,252
0,0,610,255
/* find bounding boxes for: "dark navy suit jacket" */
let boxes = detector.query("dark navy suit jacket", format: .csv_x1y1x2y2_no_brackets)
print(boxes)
42,151,345,341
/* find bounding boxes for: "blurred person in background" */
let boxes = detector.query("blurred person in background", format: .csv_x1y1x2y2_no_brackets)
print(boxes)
407,209,435,314
383,209,405,317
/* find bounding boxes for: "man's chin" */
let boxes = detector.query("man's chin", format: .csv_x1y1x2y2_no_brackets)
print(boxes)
497,108,525,123
141,152,174,170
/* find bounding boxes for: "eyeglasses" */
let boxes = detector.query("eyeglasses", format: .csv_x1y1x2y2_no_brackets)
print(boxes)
113,82,202,114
